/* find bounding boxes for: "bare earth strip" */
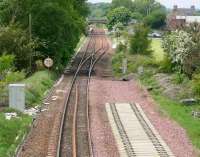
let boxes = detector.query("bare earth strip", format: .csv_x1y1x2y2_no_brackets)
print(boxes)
89,79,197,157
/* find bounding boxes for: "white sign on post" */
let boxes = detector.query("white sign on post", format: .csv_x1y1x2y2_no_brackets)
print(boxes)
44,57,53,68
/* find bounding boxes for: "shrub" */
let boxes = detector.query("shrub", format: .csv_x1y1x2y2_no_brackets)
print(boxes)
144,9,166,29
23,71,55,107
0,55,15,74
172,72,187,84
5,71,25,83
112,52,156,76
107,7,132,30
159,54,173,73
127,55,156,73
0,71,25,104
0,26,40,72
35,60,45,70
129,24,152,55
162,30,196,75
116,42,127,53
192,73,200,97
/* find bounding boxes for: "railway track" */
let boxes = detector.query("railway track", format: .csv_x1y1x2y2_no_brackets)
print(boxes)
46,29,109,157
106,103,175,157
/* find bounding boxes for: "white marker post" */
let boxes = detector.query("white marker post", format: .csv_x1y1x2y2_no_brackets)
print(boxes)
44,57,54,76
122,58,127,74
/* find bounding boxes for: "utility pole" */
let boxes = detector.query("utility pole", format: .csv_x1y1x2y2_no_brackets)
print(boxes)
29,13,32,40
29,13,32,73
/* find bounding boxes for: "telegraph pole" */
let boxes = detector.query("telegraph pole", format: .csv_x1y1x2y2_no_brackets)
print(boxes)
29,13,32,40
29,13,32,73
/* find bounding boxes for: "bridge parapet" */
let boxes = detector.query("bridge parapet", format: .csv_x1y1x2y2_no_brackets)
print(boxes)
88,18,108,24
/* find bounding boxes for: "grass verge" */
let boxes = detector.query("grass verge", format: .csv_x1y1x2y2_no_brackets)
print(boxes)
23,70,56,108
140,72,200,149
0,70,56,156
151,38,164,62
112,44,200,150
0,109,32,157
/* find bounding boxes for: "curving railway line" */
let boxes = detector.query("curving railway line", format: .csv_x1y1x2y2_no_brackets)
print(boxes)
46,29,109,157
17,28,177,157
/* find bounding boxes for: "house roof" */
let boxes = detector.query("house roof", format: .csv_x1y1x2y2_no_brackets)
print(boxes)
176,16,200,23
172,8,195,16
169,6,196,18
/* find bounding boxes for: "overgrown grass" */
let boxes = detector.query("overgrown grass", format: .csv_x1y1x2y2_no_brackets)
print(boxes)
23,70,56,108
112,41,200,151
0,70,56,156
74,35,86,52
153,95,200,149
140,72,200,150
0,109,32,157
112,34,200,150
112,52,157,77
151,39,164,62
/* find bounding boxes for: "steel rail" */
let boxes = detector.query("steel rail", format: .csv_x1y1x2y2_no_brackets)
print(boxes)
87,35,110,157
57,30,105,157
56,33,96,157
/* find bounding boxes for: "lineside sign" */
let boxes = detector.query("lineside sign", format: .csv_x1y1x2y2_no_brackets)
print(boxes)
44,57,53,68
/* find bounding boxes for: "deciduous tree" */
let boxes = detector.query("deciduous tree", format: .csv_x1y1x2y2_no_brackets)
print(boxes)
130,24,151,54
107,7,132,30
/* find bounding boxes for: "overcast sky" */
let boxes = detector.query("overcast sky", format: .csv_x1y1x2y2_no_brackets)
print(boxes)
87,0,200,8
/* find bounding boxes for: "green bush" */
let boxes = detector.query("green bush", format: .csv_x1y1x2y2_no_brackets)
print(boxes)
5,71,25,83
127,55,156,73
112,52,156,77
116,42,127,53
23,71,55,107
192,73,200,97
35,60,45,71
144,9,166,29
129,24,152,54
112,52,125,76
0,26,40,72
172,72,187,84
159,55,173,73
0,55,15,74
0,71,25,105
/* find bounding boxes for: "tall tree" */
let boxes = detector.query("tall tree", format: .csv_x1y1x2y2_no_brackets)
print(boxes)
0,0,89,71
107,7,132,30
111,0,133,10
130,24,151,54
132,0,165,16
144,9,166,29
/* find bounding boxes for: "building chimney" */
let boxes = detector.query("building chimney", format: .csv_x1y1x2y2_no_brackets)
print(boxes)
191,5,195,10
173,5,178,11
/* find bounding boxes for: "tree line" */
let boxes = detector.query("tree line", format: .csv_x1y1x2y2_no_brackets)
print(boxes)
0,0,89,73
107,0,167,30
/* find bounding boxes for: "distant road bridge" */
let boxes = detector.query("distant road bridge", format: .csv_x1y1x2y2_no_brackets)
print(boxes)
88,18,108,24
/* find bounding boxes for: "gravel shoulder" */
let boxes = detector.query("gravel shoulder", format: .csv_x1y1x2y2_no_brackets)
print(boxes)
18,76,72,157
89,78,197,157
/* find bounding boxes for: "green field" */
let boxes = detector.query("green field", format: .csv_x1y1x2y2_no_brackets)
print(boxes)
151,39,164,62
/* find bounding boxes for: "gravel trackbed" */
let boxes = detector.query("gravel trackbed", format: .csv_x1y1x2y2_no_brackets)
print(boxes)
89,79,197,157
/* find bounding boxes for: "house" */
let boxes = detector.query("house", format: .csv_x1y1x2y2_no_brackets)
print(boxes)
167,5,200,29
